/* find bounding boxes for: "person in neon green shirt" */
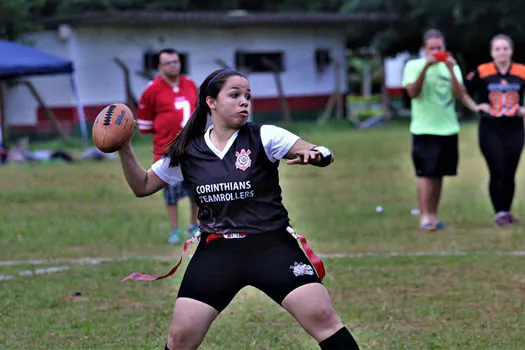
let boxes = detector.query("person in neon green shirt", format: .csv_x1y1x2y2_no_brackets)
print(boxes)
402,29,480,231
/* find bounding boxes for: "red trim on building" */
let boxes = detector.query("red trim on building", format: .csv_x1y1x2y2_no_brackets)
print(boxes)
10,93,338,134
252,94,332,113
386,87,405,97
36,105,105,123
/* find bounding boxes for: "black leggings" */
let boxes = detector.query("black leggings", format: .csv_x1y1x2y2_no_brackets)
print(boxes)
479,119,524,213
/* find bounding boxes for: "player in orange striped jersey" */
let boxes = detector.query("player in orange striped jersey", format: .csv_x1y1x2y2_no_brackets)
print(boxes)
465,35,525,226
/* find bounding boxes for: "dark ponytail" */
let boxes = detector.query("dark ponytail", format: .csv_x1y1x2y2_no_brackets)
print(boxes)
164,90,209,166
164,68,246,166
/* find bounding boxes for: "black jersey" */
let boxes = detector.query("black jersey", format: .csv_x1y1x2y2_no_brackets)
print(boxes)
152,122,299,234
465,62,525,118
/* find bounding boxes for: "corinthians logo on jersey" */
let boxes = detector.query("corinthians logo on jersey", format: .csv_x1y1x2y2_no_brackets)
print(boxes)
235,149,252,171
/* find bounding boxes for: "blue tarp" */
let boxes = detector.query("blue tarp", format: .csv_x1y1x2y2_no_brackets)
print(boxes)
0,40,73,78
0,40,88,147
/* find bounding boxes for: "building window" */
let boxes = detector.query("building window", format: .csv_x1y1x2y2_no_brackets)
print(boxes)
315,49,332,73
143,51,188,75
235,51,285,73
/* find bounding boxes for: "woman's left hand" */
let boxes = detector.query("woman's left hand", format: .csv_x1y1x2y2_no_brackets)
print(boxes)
478,103,492,115
286,149,321,165
518,106,525,117
445,55,457,69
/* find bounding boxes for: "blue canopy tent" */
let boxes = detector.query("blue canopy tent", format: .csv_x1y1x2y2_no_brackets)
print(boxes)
0,40,88,146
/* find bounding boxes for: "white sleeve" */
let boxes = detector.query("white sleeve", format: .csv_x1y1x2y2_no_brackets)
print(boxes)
260,125,301,162
151,157,184,185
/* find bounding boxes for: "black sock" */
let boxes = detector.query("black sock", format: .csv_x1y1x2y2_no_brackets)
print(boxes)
319,327,360,350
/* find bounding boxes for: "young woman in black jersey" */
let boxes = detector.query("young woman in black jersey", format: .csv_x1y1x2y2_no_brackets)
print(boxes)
465,34,525,226
117,69,359,350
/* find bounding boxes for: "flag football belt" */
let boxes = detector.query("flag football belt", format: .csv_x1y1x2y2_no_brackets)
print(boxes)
121,226,325,282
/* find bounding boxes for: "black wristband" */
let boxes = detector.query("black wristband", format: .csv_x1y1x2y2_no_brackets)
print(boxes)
311,146,333,167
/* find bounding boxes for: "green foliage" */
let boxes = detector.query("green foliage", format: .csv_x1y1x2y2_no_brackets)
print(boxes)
347,94,381,103
0,0,45,39
348,57,381,73
355,108,381,120
341,0,525,69
2,0,525,71
0,0,242,39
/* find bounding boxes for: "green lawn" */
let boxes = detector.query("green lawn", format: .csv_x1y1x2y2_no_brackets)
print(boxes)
1,121,524,349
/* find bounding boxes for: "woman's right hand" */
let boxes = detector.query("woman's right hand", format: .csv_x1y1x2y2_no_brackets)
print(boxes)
118,139,133,153
478,103,492,115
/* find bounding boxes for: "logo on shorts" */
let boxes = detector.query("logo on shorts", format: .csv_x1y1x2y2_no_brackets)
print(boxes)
235,149,252,171
223,233,247,239
289,262,314,277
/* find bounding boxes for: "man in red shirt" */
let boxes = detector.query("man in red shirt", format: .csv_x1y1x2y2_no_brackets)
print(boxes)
137,48,199,244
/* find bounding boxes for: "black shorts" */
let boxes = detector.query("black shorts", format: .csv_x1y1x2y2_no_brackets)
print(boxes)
177,228,322,313
163,181,193,205
411,134,459,177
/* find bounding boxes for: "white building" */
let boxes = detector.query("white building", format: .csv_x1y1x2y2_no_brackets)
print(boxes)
6,11,395,136
384,51,412,95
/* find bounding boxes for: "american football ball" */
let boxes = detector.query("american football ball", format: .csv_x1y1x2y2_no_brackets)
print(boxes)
92,103,135,153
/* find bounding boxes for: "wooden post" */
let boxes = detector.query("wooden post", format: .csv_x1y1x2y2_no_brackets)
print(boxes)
379,56,392,120
0,80,7,146
345,49,353,122
334,59,343,120
261,57,291,123
214,58,231,69
21,80,70,141
114,57,138,114
317,93,337,125
362,58,372,99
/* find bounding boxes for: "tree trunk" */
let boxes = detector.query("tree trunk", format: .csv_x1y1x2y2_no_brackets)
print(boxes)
0,80,7,146
114,57,138,114
261,57,291,122
334,59,343,119
379,57,392,120
21,80,70,141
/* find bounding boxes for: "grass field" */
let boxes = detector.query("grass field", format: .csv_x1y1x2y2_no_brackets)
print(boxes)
1,120,525,349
